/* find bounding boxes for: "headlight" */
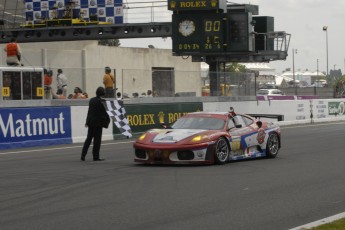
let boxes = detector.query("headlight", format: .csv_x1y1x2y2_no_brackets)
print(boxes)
138,133,147,140
191,135,208,142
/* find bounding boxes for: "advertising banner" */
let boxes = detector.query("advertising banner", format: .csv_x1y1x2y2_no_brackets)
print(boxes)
24,0,123,24
113,102,203,138
328,101,345,115
0,107,72,150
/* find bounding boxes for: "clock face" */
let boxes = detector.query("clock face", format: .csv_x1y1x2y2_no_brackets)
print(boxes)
178,20,196,37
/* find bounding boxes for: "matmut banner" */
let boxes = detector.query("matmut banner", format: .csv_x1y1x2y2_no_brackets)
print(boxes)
0,107,72,150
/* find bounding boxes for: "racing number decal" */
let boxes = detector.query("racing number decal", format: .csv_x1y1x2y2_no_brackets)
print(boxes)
231,140,241,150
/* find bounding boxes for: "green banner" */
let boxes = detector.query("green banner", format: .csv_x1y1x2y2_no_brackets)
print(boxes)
328,102,345,115
113,102,203,138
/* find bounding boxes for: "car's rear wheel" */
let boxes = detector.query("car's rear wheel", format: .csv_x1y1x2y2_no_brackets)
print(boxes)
214,137,229,164
266,132,279,158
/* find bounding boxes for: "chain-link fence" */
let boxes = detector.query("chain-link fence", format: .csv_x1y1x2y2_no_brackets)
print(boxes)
0,65,337,101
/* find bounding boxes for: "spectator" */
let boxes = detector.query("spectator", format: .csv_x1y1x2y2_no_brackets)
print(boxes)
132,92,139,98
147,90,153,97
123,93,129,99
103,66,115,98
116,92,122,100
56,69,68,97
72,87,86,99
4,38,21,66
51,88,66,99
44,69,53,99
140,92,147,97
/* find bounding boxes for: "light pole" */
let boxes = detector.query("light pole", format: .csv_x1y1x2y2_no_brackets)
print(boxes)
323,26,329,81
292,48,297,95
314,58,319,93
317,58,319,84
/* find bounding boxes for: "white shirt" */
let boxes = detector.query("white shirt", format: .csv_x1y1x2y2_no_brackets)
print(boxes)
57,73,68,88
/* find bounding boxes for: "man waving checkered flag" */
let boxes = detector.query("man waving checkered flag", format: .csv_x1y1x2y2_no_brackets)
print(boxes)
103,100,132,138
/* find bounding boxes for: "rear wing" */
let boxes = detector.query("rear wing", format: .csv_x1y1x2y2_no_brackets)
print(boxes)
247,114,284,122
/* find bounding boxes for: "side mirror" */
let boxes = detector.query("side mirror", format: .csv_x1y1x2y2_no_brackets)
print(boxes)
160,123,171,129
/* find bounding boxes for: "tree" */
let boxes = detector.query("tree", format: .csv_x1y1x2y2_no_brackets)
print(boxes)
330,69,343,79
98,39,121,47
224,63,246,72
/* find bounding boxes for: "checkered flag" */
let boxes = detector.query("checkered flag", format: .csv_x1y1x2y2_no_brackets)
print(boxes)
103,100,132,138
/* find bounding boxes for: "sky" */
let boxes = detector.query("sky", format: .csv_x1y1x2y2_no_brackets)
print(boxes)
119,0,345,75
1,0,344,75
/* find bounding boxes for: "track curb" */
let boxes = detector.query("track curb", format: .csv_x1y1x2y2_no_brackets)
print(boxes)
289,212,345,230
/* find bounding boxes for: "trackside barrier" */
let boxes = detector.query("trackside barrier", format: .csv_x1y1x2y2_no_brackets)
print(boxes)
256,95,319,101
1,98,345,150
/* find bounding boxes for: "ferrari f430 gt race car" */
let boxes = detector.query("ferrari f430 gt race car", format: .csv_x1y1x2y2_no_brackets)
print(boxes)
133,108,281,165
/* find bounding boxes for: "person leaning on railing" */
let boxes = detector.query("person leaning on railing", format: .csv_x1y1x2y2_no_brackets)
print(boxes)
4,38,21,66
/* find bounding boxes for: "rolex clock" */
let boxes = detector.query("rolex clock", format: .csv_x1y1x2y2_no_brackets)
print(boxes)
178,20,196,37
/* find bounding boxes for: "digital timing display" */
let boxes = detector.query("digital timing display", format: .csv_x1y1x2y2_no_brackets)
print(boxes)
172,13,225,54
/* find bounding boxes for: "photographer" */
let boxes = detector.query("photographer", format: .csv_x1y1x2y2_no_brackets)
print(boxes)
44,69,53,99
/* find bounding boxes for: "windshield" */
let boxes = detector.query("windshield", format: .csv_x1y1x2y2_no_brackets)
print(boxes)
171,117,226,130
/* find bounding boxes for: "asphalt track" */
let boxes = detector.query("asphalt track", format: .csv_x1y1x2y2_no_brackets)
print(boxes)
1,122,345,230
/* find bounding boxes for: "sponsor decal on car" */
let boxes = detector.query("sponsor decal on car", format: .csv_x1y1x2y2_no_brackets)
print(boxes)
257,128,266,144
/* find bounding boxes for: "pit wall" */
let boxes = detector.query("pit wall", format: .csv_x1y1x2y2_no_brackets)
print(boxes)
1,98,345,150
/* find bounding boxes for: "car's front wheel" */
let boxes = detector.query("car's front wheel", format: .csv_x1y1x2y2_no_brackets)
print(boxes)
266,132,280,158
214,137,229,164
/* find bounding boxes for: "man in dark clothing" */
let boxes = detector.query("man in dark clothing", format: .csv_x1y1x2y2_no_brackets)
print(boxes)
81,87,110,161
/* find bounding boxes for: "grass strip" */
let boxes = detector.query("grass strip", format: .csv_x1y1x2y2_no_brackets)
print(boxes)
308,218,345,230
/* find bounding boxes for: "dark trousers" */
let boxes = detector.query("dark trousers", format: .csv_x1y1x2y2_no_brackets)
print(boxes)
105,87,114,98
81,125,103,160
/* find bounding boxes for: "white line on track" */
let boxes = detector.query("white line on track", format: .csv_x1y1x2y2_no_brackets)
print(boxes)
0,141,134,155
280,121,345,129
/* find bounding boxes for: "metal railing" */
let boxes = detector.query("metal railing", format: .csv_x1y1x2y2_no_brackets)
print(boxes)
0,65,337,101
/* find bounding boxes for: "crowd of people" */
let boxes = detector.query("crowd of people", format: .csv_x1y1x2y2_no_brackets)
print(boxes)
43,67,88,100
44,66,155,100
131,89,154,98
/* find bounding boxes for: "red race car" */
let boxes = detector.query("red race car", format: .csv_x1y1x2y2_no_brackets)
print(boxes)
133,108,281,165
